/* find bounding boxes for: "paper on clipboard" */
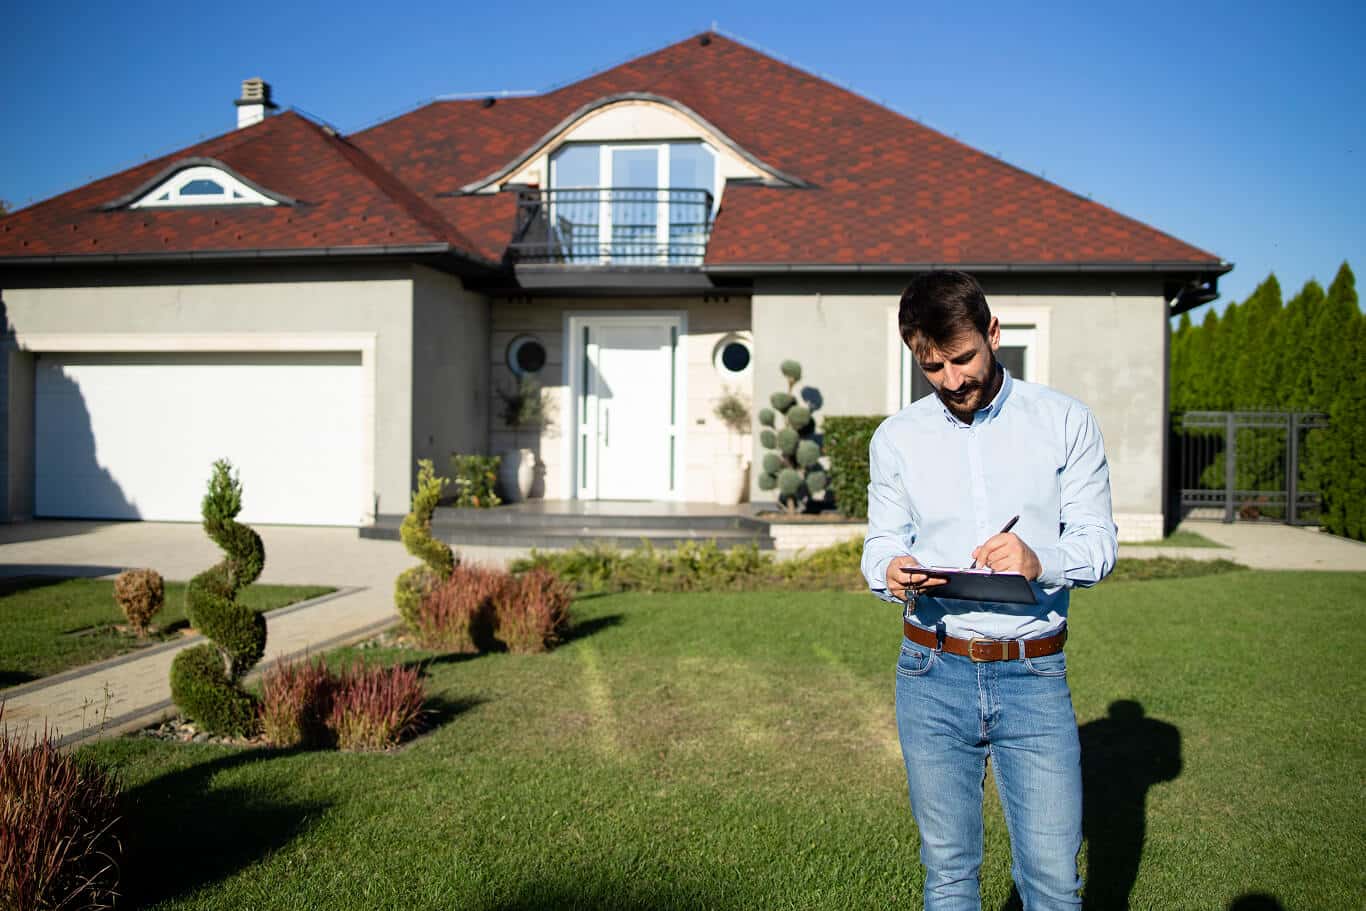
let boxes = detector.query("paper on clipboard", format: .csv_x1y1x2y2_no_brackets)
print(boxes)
916,567,1038,605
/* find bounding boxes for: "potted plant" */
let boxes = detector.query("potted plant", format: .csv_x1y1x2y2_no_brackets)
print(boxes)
497,374,547,502
712,386,752,505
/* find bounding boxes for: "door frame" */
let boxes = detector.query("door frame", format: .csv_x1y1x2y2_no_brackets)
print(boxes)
562,311,688,501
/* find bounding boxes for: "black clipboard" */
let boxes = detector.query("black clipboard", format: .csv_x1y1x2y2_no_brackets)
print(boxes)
916,568,1038,605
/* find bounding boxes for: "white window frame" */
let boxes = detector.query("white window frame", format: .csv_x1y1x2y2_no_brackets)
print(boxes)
549,141,719,264
887,304,1051,411
130,165,278,208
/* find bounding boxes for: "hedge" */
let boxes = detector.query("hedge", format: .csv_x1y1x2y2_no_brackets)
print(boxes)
822,415,885,519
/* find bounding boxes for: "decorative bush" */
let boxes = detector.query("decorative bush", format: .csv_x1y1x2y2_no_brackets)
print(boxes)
395,459,457,634
328,661,426,752
0,707,123,911
415,563,506,652
449,453,502,508
113,567,164,637
492,567,574,654
821,416,886,519
169,460,267,736
260,655,335,749
757,360,829,514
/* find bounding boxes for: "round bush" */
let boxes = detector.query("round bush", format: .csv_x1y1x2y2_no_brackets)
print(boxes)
762,452,783,475
780,359,802,383
786,405,812,431
777,468,803,498
757,472,778,491
777,427,799,456
806,470,829,493
796,439,822,468
759,428,777,449
758,408,775,428
770,392,796,412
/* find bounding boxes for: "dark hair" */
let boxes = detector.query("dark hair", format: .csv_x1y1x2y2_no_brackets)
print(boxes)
898,271,992,355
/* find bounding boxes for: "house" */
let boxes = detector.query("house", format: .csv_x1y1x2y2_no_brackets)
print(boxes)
0,32,1228,540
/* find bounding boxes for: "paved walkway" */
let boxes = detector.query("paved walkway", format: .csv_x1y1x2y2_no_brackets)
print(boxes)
0,522,531,747
2,518,1362,749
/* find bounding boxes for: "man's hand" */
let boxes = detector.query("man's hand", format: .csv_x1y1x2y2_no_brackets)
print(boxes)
886,555,948,600
971,533,1043,579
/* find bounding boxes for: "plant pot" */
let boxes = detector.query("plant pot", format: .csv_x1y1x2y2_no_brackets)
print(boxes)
712,452,749,505
500,448,536,502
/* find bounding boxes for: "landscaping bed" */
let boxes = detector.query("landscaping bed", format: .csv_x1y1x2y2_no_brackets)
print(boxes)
0,579,334,690
74,569,1366,909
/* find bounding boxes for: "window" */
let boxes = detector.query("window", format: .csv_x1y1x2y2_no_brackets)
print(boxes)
130,165,277,208
507,335,547,376
713,334,752,377
547,141,717,264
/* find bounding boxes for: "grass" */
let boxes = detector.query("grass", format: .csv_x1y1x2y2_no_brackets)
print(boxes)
71,569,1365,910
0,579,334,690
1126,529,1227,548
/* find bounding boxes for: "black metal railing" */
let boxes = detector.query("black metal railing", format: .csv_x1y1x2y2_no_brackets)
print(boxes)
1170,410,1330,524
508,188,715,266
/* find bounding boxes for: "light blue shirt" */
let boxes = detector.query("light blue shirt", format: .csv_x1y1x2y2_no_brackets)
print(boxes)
861,368,1118,640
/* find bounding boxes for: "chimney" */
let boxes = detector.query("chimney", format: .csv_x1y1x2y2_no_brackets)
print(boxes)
235,78,278,129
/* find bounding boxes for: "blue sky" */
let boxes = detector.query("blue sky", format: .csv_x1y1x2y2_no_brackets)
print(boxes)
3,1,1363,319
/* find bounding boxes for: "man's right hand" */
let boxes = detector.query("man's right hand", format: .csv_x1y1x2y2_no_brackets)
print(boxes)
886,555,948,600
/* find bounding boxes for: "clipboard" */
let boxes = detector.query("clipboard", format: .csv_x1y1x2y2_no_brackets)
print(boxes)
915,568,1038,605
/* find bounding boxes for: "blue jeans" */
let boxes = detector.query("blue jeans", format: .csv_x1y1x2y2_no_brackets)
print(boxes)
895,635,1083,910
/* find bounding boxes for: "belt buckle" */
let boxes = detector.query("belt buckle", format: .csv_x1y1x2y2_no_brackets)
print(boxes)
968,637,1011,662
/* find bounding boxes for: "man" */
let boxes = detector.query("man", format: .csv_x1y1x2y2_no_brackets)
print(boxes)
861,270,1117,910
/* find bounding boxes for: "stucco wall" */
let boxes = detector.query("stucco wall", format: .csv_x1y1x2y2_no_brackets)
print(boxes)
751,277,1168,540
488,294,751,501
411,266,490,478
0,263,415,521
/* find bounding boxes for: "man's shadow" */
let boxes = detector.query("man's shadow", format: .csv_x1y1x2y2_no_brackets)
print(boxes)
1001,700,1182,910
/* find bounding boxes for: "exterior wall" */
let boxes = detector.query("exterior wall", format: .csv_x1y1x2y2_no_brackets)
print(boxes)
751,276,1169,541
489,294,751,501
411,266,490,475
0,263,415,521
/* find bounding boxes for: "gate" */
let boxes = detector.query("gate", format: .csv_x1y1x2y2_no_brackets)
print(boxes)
1170,411,1330,525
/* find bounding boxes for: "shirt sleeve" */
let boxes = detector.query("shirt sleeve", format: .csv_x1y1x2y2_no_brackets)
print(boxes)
861,425,917,603
1033,404,1118,590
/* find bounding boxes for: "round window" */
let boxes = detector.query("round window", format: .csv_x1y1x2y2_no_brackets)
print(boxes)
507,336,547,376
713,335,752,376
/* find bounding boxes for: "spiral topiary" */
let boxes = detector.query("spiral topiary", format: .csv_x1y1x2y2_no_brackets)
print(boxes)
395,459,457,633
756,359,829,514
169,460,267,736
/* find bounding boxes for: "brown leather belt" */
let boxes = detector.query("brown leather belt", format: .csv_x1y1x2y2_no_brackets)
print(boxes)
903,621,1067,662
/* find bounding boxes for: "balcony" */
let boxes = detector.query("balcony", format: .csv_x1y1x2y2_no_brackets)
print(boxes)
508,187,715,267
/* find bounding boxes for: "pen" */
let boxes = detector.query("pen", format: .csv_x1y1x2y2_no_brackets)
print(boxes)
969,515,1020,569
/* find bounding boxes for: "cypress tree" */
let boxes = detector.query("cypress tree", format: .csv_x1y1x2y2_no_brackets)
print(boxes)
1318,264,1363,539
1280,279,1324,410
1170,311,1194,412
1211,302,1243,410
1233,275,1283,408
1188,308,1221,409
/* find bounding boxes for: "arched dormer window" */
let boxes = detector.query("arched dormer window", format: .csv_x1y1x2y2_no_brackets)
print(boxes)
128,164,279,208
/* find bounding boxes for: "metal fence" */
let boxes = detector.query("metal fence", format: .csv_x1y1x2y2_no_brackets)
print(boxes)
508,188,715,266
1170,411,1330,524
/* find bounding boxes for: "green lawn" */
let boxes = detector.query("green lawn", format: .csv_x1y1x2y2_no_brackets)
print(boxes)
78,571,1365,910
1126,528,1227,548
0,579,334,689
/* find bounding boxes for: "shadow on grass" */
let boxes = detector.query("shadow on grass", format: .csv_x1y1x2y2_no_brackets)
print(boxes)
0,669,38,688
478,876,736,911
420,693,487,732
561,613,624,645
1000,700,1182,911
0,565,126,585
1227,895,1285,911
119,747,330,907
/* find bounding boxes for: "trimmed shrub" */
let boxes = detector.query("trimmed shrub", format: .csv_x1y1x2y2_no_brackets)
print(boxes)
449,453,502,509
756,360,828,514
113,568,164,637
328,662,426,752
493,567,574,654
822,415,885,519
415,563,505,652
0,707,123,911
395,459,458,633
260,655,335,749
169,460,267,736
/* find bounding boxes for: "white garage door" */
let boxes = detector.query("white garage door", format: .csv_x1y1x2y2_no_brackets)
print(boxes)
35,352,366,525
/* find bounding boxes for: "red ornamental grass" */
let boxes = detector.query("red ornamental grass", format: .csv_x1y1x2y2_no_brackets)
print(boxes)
493,567,574,654
415,563,506,652
0,707,123,911
259,655,335,748
327,661,426,752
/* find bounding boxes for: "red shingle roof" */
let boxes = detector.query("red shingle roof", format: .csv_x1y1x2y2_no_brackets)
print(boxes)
1,33,1222,271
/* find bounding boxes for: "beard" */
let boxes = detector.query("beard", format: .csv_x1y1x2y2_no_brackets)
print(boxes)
936,360,1000,418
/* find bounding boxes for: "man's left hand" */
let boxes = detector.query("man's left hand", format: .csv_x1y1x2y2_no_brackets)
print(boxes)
971,533,1043,580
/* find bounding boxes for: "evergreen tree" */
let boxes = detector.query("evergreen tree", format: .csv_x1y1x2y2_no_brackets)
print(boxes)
1317,265,1364,539
1187,308,1221,409
1232,275,1282,408
1279,279,1324,410
1307,262,1358,410
1170,312,1194,412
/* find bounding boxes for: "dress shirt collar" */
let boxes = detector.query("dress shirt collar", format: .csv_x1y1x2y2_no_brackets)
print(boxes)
937,363,1014,427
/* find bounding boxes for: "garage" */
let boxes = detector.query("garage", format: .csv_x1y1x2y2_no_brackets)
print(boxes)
34,351,367,525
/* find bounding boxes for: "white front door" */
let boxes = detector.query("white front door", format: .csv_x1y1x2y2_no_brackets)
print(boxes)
568,315,683,501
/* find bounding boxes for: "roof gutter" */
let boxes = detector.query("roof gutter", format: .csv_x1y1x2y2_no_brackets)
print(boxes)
0,243,498,273
703,261,1234,275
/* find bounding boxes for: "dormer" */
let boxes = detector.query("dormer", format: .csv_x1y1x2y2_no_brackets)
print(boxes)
477,94,806,269
101,157,295,211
